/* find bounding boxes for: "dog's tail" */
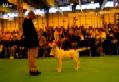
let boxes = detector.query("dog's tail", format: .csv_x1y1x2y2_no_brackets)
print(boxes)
76,47,90,52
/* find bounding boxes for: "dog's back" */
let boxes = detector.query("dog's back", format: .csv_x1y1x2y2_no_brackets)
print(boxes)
51,47,90,58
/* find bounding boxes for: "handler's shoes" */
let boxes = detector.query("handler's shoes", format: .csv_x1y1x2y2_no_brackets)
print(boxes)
29,71,41,76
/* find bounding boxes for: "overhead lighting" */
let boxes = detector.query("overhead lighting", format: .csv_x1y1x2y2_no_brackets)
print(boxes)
3,14,9,19
104,1,113,7
2,13,17,20
91,1,94,4
76,4,87,10
87,3,95,9
34,9,45,16
49,7,57,13
115,2,118,6
7,13,18,17
59,5,72,12
76,3,100,10
76,5,81,10
70,3,74,5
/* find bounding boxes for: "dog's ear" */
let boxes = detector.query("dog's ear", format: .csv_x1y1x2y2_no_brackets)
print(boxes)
52,43,57,48
49,42,56,48
49,43,52,47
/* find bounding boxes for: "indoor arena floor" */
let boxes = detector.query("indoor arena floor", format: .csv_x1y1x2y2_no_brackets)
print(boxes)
0,55,119,82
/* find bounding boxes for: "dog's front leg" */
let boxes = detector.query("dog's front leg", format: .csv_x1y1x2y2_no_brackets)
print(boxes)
57,57,62,72
73,56,80,71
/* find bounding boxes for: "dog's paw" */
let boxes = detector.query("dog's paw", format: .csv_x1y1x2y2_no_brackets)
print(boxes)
75,68,78,71
75,66,80,71
57,70,62,72
57,68,62,72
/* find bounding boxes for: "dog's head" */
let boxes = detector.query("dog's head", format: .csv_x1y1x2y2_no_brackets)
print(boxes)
50,43,57,56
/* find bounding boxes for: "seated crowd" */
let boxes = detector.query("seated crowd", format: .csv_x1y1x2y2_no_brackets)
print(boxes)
0,23,119,58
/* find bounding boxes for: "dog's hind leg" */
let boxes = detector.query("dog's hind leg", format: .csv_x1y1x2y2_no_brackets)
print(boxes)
73,56,80,71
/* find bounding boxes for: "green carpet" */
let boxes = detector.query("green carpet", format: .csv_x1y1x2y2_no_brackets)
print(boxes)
0,56,119,82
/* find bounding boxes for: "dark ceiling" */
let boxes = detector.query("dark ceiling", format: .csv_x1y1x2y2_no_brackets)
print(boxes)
23,0,102,8
23,0,48,9
0,0,114,10
23,0,113,8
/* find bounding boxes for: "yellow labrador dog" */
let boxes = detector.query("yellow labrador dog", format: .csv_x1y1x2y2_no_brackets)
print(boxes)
50,43,90,72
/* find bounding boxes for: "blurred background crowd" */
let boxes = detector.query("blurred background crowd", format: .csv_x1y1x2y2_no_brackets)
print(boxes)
0,23,119,58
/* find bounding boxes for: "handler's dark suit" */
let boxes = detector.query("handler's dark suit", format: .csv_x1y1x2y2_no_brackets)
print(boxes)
22,18,39,48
